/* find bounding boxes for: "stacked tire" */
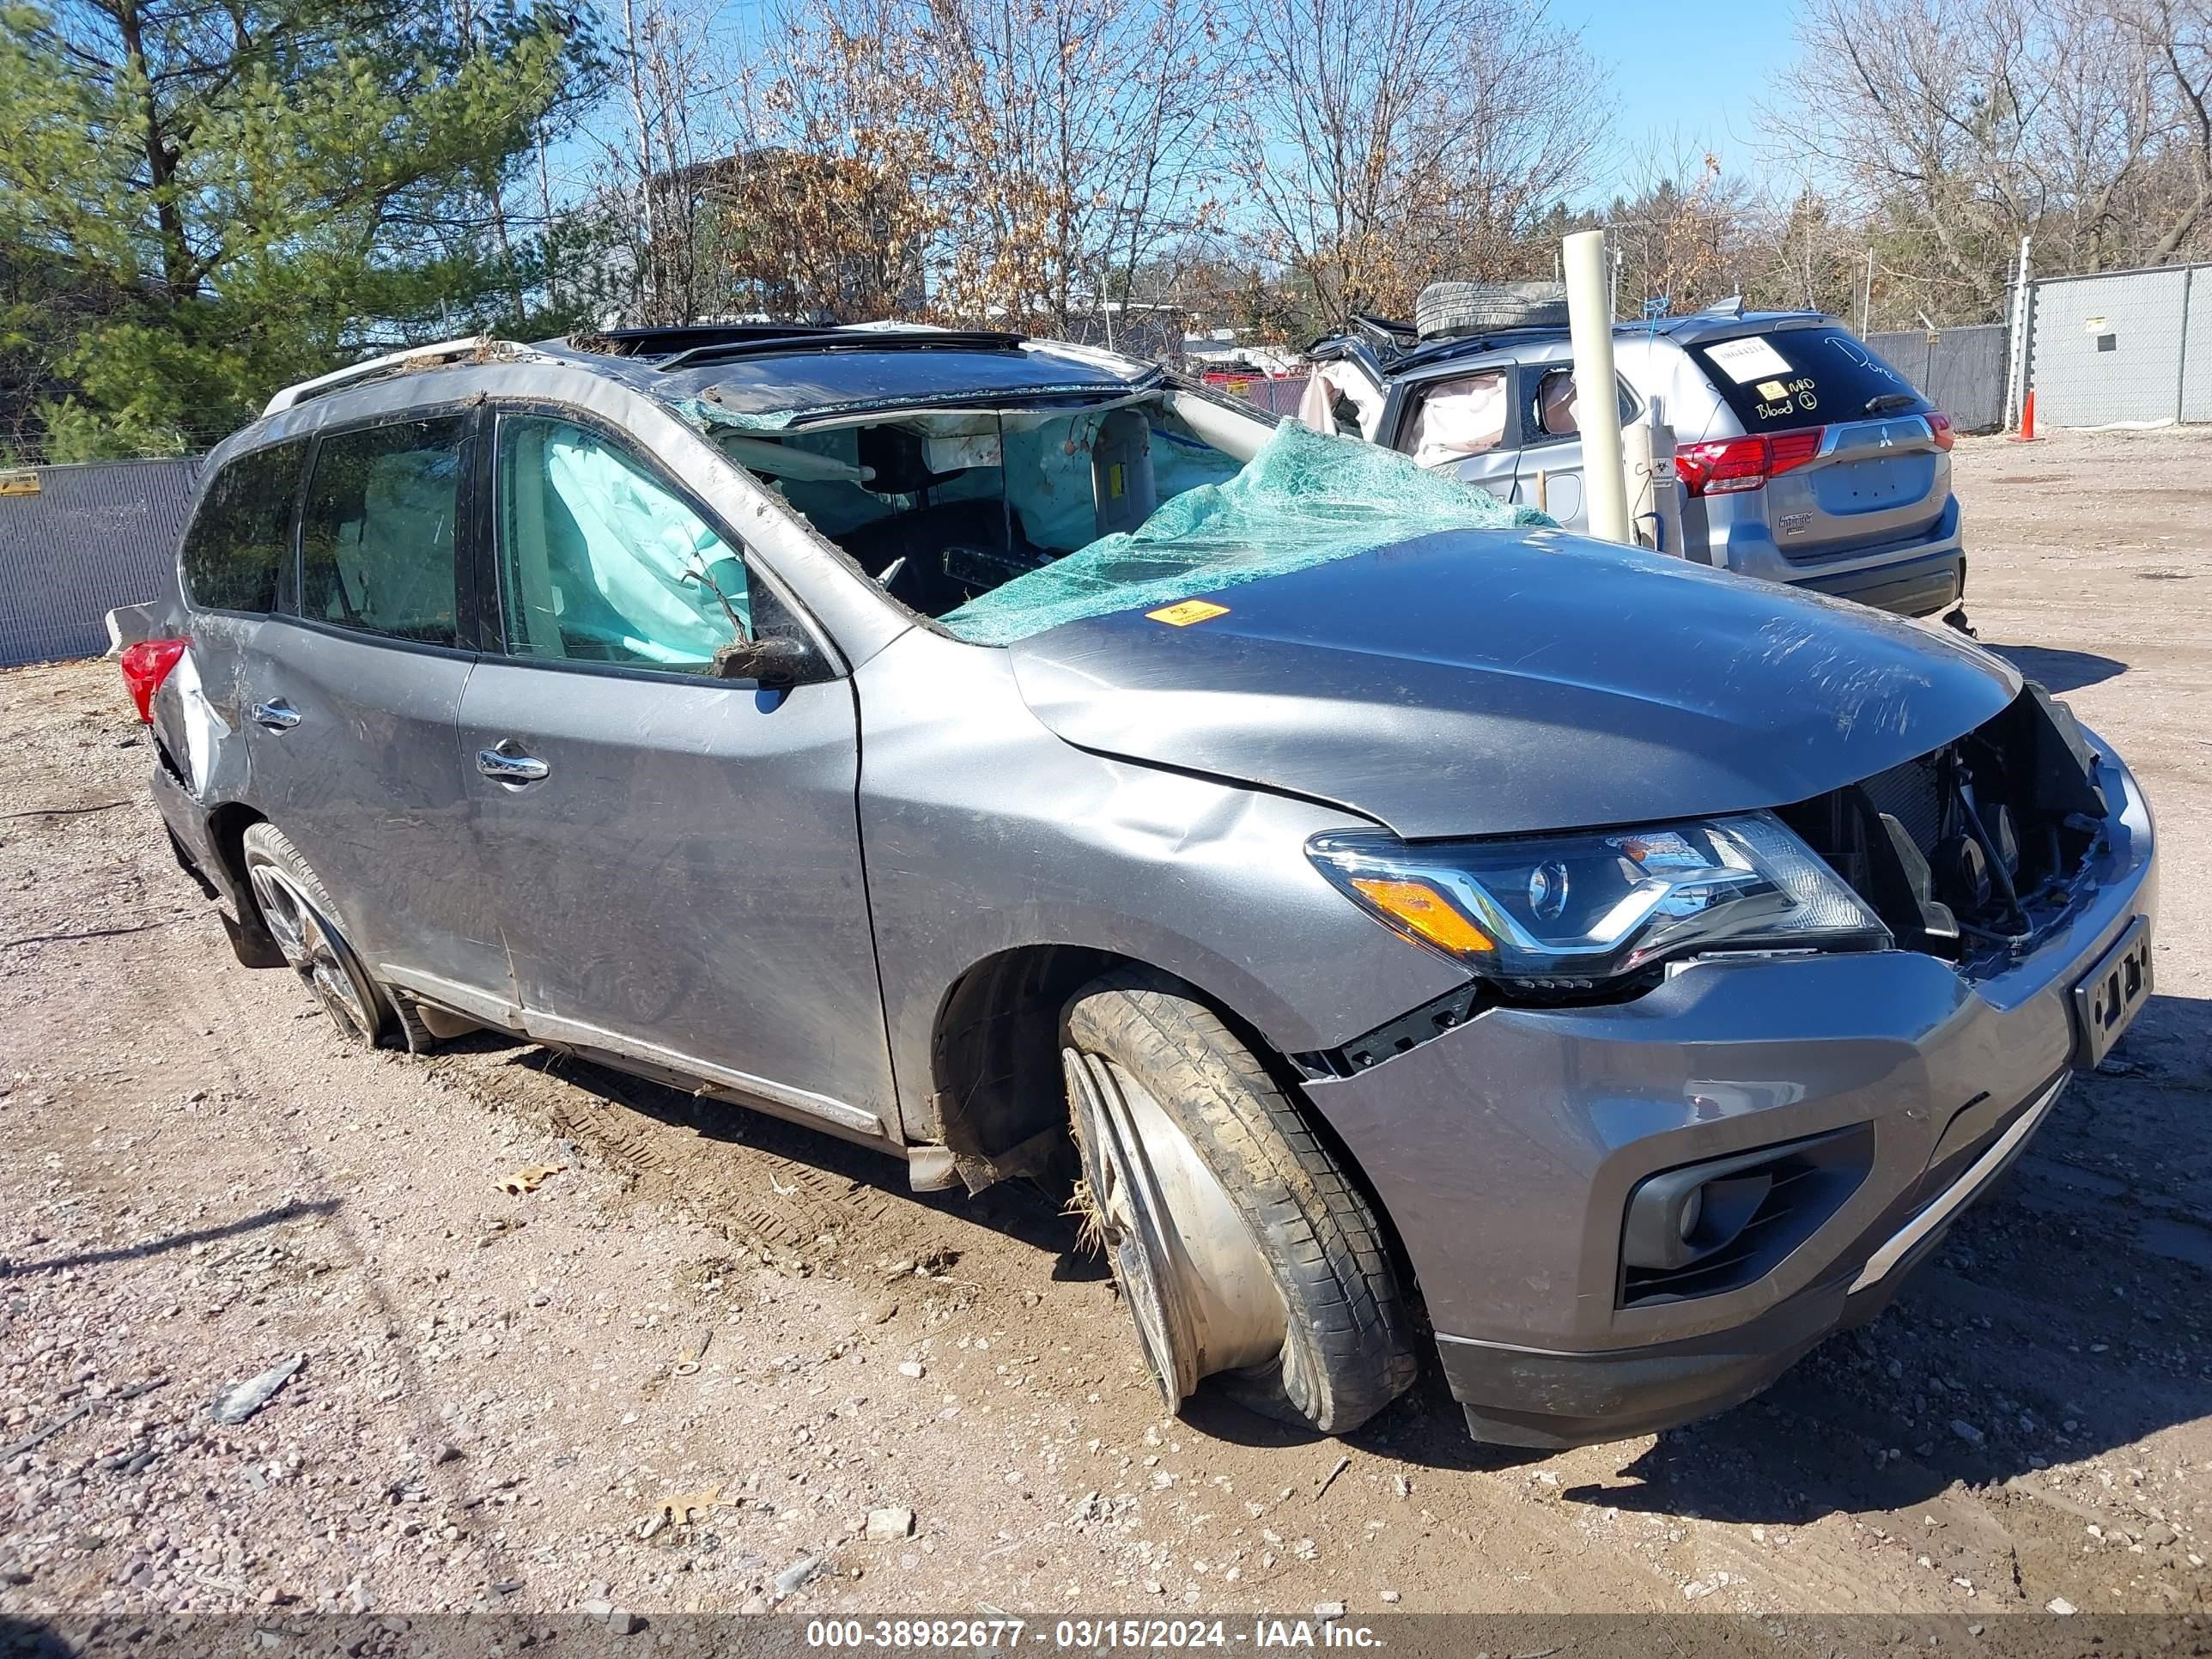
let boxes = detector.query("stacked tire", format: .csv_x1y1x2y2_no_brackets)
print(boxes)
1414,281,1571,340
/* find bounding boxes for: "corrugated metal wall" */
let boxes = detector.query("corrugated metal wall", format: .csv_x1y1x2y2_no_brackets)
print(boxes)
1865,324,2011,433
0,457,198,668
2027,264,2202,428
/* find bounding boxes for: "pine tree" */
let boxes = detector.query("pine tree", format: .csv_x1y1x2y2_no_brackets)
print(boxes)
0,0,602,455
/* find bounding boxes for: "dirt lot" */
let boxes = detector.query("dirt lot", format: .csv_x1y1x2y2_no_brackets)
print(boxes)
2,427,2209,1626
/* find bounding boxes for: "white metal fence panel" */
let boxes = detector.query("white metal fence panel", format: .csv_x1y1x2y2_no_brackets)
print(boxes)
0,457,198,668
2183,268,2212,423
2029,266,2195,427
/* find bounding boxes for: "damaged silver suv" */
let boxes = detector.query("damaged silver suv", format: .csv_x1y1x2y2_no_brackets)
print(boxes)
122,324,2155,1448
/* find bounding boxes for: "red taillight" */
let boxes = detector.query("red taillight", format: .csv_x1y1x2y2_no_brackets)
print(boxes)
1675,434,1767,496
1928,410,1954,451
1768,429,1824,473
119,638,187,723
1674,427,1827,497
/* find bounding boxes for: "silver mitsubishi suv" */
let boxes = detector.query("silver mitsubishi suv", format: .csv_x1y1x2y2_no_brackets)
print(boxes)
119,323,2153,1448
1307,300,1971,622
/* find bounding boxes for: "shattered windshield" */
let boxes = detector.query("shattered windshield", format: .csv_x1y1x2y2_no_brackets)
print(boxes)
711,394,1552,647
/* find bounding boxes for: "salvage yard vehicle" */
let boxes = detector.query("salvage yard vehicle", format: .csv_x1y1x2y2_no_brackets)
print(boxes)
1306,294,1972,623
120,324,2154,1448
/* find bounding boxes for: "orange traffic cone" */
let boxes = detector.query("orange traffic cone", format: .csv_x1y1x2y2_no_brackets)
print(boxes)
2008,388,2040,442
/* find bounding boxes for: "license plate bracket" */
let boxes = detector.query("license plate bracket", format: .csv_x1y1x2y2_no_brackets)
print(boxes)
2071,916,2153,1069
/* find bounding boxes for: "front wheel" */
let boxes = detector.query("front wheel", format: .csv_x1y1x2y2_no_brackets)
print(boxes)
1062,970,1417,1434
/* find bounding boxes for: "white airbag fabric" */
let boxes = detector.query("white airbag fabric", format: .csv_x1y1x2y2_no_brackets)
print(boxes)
537,431,747,664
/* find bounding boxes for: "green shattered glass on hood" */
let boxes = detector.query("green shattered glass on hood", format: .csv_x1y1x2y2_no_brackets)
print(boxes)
939,420,1556,646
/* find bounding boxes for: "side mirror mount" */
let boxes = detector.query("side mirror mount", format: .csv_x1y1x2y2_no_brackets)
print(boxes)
713,633,813,688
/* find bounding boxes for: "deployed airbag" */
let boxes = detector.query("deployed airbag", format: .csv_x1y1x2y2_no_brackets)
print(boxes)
939,421,1552,646
536,429,748,663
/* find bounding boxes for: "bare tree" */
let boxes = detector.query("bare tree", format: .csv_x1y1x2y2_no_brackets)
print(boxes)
1605,144,1761,317
1765,0,2046,318
1765,0,2207,320
581,0,739,321
737,0,1231,337
2118,0,2212,259
1232,0,1606,325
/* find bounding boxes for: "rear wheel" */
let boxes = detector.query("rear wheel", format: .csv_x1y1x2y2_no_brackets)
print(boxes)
1061,970,1417,1434
240,822,394,1048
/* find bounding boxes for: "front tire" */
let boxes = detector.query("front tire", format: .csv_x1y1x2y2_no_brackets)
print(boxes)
1062,970,1416,1434
240,822,395,1048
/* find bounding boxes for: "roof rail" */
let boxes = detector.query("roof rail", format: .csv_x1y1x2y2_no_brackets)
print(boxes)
262,337,525,416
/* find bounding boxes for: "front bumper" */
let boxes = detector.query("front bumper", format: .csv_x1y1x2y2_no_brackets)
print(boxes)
1300,743,2154,1448
1434,1072,2063,1446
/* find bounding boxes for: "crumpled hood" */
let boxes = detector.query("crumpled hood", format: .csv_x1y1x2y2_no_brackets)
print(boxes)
1006,527,2021,839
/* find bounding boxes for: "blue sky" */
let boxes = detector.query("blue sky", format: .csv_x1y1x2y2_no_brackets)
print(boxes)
544,0,1813,215
1573,0,1804,186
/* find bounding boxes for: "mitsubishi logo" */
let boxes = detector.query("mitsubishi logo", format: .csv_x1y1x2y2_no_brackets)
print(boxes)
1878,428,1895,448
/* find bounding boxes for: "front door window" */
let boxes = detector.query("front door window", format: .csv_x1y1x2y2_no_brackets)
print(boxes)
496,415,749,671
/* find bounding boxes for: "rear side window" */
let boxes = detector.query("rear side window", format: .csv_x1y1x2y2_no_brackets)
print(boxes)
1691,327,1927,432
179,441,305,613
1401,370,1511,469
1525,368,1639,445
300,418,467,647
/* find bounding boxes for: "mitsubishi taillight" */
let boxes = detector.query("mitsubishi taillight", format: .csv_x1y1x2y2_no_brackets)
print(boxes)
119,638,187,723
1676,428,1826,497
1928,411,1954,451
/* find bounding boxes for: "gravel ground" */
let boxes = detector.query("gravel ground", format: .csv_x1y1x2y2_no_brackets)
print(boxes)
2,425,2209,1629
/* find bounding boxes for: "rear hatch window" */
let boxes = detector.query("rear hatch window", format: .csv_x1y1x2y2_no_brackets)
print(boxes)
1691,327,1928,432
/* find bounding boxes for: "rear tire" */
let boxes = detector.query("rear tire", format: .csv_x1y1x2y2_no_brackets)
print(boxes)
240,822,396,1048
1061,970,1417,1435
1415,280,1570,339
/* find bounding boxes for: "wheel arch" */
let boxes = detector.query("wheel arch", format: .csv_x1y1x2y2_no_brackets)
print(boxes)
202,800,285,968
922,942,1414,1283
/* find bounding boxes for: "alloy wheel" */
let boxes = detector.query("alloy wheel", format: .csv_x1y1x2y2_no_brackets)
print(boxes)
246,862,379,1044
1063,1048,1287,1408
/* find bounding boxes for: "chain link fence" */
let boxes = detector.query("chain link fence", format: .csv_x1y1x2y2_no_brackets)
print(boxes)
2027,262,2211,428
0,456,198,668
1864,325,2011,432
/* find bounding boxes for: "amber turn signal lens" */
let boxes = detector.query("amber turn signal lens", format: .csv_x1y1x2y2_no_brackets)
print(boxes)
1347,876,1494,957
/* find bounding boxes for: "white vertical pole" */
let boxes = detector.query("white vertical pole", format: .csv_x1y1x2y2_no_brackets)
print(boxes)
2179,265,2195,423
1860,250,1875,337
2002,234,2034,430
1565,229,1632,544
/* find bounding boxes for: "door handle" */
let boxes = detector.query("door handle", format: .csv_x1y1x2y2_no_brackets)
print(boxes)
251,699,301,732
477,744,550,785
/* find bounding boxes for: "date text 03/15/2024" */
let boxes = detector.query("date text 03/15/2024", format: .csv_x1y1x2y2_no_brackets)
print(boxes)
803,1618,1387,1650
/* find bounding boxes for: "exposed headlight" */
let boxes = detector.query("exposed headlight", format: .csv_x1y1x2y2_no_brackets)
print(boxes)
1308,813,1889,986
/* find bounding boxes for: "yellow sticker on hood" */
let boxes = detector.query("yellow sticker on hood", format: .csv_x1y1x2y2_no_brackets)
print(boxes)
1146,599,1230,627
